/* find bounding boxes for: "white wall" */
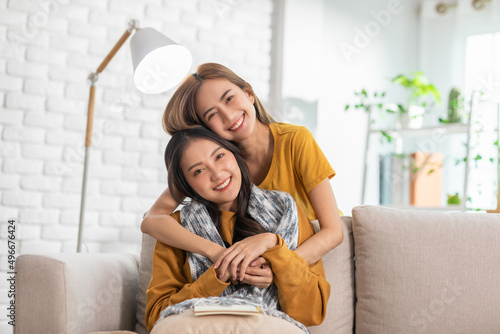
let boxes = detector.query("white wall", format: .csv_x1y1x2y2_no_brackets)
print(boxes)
283,0,421,214
282,0,323,100
0,0,274,331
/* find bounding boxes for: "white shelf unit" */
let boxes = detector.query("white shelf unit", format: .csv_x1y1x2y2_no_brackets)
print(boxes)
361,97,500,211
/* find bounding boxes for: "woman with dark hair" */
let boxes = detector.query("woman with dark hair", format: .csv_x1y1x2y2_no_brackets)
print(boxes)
145,127,330,333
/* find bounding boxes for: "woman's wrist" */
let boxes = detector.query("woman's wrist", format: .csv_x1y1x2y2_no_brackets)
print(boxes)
205,243,225,263
267,233,279,249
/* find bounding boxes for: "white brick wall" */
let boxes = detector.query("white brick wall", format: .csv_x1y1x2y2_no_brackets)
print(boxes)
0,0,275,329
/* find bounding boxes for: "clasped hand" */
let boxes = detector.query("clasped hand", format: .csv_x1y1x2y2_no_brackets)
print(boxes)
213,233,278,289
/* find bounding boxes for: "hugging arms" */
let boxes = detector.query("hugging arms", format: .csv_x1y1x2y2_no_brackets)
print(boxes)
145,206,330,330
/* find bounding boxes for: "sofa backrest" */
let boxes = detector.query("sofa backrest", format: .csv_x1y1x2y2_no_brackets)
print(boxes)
135,216,356,334
352,205,500,334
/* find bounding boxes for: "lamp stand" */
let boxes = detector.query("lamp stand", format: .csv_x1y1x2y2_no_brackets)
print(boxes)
77,20,139,252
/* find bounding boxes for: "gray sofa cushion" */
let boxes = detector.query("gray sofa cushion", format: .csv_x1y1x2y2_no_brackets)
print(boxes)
352,205,500,334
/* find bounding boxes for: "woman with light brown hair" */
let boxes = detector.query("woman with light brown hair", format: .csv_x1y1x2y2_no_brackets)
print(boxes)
142,63,343,282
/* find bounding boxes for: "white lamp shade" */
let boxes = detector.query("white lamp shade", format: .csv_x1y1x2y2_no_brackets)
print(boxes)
130,28,192,94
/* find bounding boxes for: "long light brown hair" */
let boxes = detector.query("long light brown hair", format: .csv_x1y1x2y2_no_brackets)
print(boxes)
162,63,276,135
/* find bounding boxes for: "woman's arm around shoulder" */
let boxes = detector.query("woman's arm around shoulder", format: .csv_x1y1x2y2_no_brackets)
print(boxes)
141,187,225,263
294,178,343,264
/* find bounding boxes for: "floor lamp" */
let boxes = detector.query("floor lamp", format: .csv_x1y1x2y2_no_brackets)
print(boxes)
77,19,192,252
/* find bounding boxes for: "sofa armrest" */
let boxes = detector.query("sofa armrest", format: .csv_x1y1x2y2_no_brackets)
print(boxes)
15,253,139,334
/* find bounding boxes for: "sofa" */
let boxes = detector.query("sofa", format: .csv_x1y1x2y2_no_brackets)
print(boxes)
14,205,500,334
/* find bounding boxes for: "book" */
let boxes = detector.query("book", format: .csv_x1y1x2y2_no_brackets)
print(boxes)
193,304,262,317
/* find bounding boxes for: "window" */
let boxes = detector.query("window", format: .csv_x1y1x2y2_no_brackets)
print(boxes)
464,31,500,210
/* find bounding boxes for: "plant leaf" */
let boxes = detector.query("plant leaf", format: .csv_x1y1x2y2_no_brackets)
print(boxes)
380,131,392,143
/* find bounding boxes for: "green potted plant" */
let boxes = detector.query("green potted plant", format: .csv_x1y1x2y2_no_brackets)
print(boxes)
390,71,441,129
439,87,466,124
447,192,461,205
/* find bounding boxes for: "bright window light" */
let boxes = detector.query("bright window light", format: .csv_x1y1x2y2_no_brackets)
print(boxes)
464,31,500,210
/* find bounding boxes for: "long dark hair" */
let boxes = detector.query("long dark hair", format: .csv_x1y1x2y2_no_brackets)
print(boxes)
164,127,267,244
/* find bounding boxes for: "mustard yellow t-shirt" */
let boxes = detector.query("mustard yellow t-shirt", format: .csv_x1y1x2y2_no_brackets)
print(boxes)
259,123,336,220
145,209,330,331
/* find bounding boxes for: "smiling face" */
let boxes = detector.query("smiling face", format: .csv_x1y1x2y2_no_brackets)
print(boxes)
195,78,257,142
180,137,242,212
